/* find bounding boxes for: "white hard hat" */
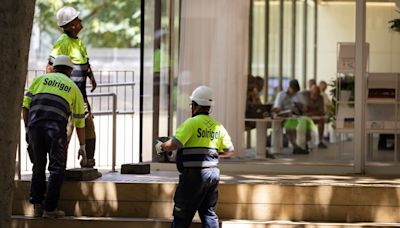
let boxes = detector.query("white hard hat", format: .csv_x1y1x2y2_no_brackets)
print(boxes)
190,85,213,106
56,6,80,27
53,55,74,68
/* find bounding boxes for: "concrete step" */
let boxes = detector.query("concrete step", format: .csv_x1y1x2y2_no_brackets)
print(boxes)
10,216,400,228
13,177,400,223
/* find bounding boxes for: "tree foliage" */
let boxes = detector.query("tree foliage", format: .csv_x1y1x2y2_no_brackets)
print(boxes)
35,0,141,48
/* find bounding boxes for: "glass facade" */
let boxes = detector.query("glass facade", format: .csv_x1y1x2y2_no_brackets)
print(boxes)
365,2,400,169
25,0,400,174
127,0,400,175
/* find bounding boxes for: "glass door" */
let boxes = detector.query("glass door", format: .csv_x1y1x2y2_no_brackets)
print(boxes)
142,0,179,162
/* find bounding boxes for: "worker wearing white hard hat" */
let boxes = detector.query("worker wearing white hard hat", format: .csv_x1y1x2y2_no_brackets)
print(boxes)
56,6,80,27
46,6,98,169
23,55,86,218
190,85,214,106
53,54,74,68
155,85,235,227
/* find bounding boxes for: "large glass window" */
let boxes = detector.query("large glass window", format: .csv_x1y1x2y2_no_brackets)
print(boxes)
365,2,400,170
142,0,178,162
246,0,357,167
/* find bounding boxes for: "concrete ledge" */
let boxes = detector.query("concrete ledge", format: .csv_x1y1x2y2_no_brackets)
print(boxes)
12,179,400,222
10,216,201,228
10,216,400,228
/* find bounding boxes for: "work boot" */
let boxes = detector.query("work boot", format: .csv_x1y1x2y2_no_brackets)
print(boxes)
86,159,95,168
42,209,65,218
266,153,276,159
80,158,96,168
33,204,43,217
293,147,309,155
80,158,88,168
318,142,328,149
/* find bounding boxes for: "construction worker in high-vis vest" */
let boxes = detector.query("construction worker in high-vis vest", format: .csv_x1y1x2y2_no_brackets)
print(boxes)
155,85,235,228
22,55,86,218
46,6,97,168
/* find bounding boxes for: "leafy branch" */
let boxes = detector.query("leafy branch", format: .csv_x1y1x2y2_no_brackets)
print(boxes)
389,10,400,32
34,0,141,48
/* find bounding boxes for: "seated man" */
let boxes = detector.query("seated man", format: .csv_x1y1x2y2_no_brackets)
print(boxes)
246,75,275,159
245,75,263,130
246,75,264,119
272,79,314,154
308,78,316,90
301,85,327,149
319,80,333,113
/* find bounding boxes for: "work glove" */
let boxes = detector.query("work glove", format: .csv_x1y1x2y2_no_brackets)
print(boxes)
78,144,88,167
155,140,164,155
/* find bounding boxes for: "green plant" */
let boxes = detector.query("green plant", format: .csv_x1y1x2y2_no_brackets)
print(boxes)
389,17,400,32
328,75,355,128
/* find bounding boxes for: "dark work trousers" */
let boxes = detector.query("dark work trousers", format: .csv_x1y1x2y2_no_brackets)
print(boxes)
28,126,67,212
171,167,220,228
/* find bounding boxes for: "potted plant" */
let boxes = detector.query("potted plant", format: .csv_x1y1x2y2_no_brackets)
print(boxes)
328,74,355,128
389,16,400,32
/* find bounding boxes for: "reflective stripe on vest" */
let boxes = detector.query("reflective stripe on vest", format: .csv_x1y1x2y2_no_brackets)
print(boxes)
181,147,219,168
29,104,68,120
28,93,70,126
33,93,70,113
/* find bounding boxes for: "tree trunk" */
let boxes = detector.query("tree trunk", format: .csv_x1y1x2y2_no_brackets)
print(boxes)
0,1,35,227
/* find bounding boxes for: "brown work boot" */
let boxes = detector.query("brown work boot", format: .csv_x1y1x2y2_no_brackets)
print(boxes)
80,158,88,168
80,158,95,168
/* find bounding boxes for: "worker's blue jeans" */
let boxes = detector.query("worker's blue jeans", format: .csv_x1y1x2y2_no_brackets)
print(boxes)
28,126,67,211
171,167,220,228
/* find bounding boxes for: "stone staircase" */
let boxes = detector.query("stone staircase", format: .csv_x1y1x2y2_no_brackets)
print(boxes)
11,170,400,227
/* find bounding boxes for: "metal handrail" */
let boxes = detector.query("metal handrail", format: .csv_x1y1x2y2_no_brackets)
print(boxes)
90,82,135,88
87,92,117,172
93,111,135,115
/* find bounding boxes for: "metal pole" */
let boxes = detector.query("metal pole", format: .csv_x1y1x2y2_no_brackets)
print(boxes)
279,0,284,91
354,0,366,173
291,0,296,80
87,92,117,171
313,0,318,81
112,94,117,172
94,82,135,87
168,0,175,136
248,0,254,76
139,0,144,163
303,0,308,89
153,0,162,161
264,0,270,101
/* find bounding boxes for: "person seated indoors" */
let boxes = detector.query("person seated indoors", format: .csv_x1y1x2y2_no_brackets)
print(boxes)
319,80,333,113
245,75,263,129
301,84,327,149
247,75,264,108
308,78,316,90
246,75,276,159
272,79,315,154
